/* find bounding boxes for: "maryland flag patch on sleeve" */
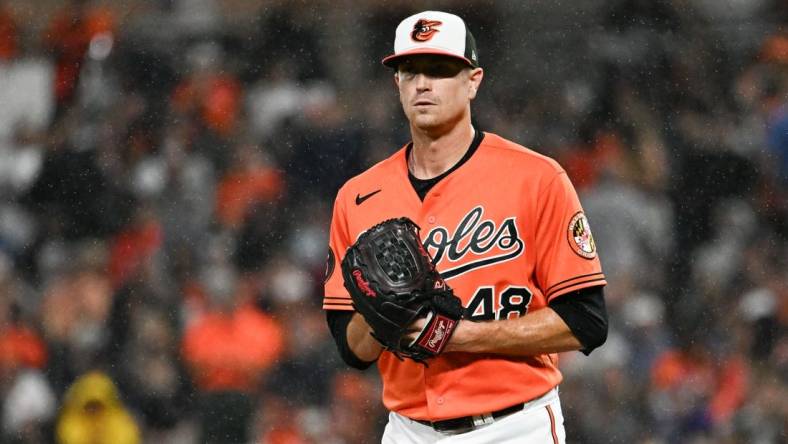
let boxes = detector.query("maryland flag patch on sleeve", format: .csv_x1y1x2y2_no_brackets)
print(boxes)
567,212,597,259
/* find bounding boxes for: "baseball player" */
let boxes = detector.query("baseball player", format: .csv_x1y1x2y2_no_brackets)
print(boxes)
324,11,607,443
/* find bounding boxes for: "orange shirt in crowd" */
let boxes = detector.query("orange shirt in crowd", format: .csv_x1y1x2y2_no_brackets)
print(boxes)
216,168,283,229
109,218,162,288
0,325,47,370
651,349,749,423
182,304,284,392
171,75,242,136
0,5,17,61
561,130,624,191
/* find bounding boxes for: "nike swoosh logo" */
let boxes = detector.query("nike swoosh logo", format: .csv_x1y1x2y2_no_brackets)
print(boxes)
355,189,382,205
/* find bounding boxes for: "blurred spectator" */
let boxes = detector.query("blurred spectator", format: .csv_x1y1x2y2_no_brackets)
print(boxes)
0,22,53,197
170,0,221,36
263,257,340,407
763,71,788,184
0,315,47,373
249,4,325,81
0,2,17,62
579,125,674,294
55,371,140,444
732,370,788,443
42,0,115,114
253,395,310,444
129,118,216,276
40,241,113,394
759,32,788,65
182,264,284,444
108,207,162,289
216,141,283,231
105,250,192,438
171,41,242,167
2,369,56,444
329,372,387,443
649,333,750,440
286,88,364,201
25,139,133,243
0,260,53,444
0,267,47,374
246,60,306,140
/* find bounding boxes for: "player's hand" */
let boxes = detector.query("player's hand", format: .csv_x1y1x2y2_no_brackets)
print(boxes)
403,317,429,343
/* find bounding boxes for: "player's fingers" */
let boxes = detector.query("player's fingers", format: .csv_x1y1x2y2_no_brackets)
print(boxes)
406,317,428,333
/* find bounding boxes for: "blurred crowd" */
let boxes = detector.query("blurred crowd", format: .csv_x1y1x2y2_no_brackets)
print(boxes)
0,0,785,443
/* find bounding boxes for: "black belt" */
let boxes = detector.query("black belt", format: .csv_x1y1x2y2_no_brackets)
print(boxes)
414,402,525,433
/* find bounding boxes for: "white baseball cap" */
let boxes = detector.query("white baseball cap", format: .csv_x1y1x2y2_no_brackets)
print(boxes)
382,11,479,68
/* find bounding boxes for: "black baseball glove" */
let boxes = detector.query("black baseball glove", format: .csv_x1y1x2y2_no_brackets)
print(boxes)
341,217,464,364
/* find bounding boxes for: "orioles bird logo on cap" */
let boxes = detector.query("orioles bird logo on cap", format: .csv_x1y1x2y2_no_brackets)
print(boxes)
411,19,442,42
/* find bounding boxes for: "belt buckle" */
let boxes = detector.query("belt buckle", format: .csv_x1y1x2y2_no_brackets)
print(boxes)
434,413,493,434
471,413,495,427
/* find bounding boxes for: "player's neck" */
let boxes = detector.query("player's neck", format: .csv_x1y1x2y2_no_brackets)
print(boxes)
409,122,474,180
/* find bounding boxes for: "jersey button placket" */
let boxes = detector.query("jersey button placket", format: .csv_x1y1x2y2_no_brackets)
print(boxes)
424,368,442,418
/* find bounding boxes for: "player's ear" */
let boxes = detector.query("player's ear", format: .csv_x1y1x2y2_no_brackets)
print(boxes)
394,72,400,88
468,68,483,100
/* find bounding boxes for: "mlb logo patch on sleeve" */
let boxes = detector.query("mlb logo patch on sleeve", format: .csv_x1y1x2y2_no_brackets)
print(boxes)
567,212,596,259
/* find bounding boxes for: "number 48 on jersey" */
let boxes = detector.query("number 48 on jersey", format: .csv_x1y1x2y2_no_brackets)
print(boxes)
465,286,533,321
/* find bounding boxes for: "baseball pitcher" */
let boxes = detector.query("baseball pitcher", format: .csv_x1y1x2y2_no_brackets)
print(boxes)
324,10,608,443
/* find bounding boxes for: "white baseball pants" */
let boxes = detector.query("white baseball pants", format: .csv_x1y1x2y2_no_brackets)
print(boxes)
381,389,565,444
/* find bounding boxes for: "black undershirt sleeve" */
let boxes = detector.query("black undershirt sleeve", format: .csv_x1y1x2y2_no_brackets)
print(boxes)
326,310,376,370
548,285,608,355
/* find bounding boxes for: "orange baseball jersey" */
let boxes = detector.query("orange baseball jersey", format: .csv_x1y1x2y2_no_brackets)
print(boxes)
323,131,606,421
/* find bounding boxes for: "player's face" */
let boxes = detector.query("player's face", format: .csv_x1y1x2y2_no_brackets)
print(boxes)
395,55,483,133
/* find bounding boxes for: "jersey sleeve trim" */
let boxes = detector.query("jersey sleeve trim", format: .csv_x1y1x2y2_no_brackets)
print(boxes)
544,272,605,295
323,303,354,311
546,276,607,302
323,295,354,311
